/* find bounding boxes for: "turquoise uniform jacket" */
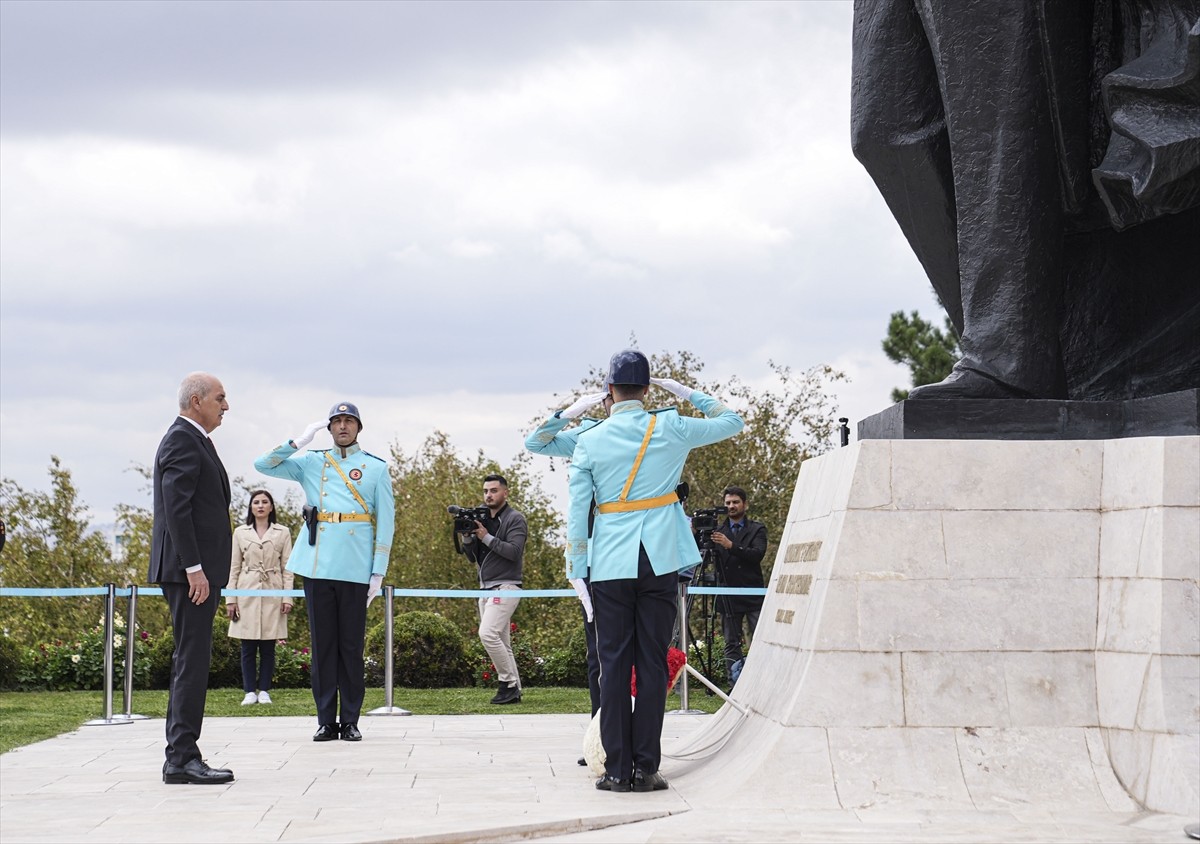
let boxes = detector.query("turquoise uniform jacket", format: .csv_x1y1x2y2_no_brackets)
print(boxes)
524,413,602,458
566,392,743,583
254,442,394,584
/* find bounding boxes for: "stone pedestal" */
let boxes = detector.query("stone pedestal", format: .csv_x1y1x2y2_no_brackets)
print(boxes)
857,388,1199,441
669,436,1200,817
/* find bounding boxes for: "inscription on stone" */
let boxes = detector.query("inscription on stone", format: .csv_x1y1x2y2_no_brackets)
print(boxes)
775,608,796,624
784,541,821,564
775,574,813,595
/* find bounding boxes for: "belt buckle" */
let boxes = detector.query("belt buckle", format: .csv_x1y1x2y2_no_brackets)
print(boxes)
330,512,342,523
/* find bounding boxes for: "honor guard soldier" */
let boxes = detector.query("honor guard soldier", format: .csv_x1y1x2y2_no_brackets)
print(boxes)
525,381,614,741
566,350,743,793
255,401,394,743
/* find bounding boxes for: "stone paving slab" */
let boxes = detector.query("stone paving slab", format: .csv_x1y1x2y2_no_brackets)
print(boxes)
0,714,1194,843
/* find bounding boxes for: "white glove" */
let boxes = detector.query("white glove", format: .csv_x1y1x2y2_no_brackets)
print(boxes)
292,420,326,449
650,377,694,401
561,392,608,420
366,574,384,607
569,578,594,623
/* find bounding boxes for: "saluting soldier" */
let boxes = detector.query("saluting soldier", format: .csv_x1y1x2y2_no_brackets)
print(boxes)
525,381,613,740
255,401,394,743
566,350,743,793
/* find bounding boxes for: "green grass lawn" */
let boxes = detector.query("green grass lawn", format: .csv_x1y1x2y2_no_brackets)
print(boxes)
0,685,726,755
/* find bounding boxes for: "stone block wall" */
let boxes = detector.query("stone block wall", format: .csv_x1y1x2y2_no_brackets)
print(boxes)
719,436,1199,815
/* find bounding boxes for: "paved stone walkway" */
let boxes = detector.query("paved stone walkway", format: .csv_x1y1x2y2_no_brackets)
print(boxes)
0,714,1192,843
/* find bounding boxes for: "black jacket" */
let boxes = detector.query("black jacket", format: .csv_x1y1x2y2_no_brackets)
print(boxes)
713,517,767,614
148,418,232,587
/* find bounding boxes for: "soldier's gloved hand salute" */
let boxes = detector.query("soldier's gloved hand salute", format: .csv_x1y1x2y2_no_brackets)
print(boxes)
291,420,327,450
649,377,694,401
561,392,609,419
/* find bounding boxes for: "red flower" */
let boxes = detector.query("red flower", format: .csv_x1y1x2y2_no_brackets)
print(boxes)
301,663,309,671
482,672,491,681
301,647,309,655
139,630,149,640
509,622,517,633
631,647,689,697
667,647,687,688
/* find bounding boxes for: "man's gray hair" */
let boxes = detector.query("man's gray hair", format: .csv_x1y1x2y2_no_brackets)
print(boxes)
177,372,214,411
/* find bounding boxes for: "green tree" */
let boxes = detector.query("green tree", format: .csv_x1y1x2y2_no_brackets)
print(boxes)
0,458,131,644
539,346,847,587
386,433,576,651
882,310,961,402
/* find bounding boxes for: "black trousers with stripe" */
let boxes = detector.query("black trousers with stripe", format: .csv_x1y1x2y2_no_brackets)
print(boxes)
591,545,678,779
303,577,368,726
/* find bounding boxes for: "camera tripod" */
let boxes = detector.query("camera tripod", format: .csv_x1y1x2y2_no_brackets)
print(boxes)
681,544,726,694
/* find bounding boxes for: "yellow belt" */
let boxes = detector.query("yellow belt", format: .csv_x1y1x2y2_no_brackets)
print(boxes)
316,512,374,523
596,491,679,514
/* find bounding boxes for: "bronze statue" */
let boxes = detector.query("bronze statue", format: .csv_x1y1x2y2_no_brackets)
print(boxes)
852,0,1200,401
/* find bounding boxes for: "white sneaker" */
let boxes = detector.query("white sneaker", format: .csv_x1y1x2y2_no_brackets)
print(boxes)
257,691,272,705
241,692,258,706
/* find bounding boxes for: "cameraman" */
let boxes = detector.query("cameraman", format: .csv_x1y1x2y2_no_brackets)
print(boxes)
456,474,528,704
709,486,767,688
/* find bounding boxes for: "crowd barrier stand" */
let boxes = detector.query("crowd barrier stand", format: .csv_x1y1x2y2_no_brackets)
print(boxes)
367,586,411,716
83,583,132,727
0,584,767,721
115,584,149,722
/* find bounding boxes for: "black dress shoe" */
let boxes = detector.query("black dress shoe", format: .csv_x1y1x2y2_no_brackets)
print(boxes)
632,769,669,792
313,724,339,742
595,774,631,793
340,723,362,742
163,758,235,785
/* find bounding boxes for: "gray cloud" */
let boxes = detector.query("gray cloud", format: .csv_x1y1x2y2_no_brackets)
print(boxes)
0,0,940,526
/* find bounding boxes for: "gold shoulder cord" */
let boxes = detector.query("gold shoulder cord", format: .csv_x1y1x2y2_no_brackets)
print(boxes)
617,415,657,503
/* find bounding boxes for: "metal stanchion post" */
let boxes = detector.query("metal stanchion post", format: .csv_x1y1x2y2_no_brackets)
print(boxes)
668,581,704,715
115,584,148,721
85,583,133,727
367,586,411,716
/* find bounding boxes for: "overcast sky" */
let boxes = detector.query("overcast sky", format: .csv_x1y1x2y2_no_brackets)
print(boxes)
0,0,938,528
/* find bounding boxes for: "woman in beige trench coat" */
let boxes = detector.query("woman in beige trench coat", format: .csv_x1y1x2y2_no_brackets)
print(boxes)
227,489,294,705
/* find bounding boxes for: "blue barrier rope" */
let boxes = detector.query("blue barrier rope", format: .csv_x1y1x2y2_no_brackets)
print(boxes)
0,587,113,597
1,585,769,598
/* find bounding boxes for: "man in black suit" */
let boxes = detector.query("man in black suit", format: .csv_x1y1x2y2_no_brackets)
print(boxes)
150,372,234,785
709,486,767,687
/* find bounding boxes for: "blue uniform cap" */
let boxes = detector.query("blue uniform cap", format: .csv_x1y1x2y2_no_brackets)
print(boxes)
327,401,363,430
608,349,650,387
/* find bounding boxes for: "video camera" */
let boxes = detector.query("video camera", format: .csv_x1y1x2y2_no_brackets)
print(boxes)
448,505,491,532
692,506,728,551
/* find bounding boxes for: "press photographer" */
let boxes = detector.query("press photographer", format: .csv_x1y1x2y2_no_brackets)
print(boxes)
708,486,767,688
453,474,528,704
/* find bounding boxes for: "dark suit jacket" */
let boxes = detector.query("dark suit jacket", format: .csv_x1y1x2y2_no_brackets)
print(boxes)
714,517,767,615
149,417,233,588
